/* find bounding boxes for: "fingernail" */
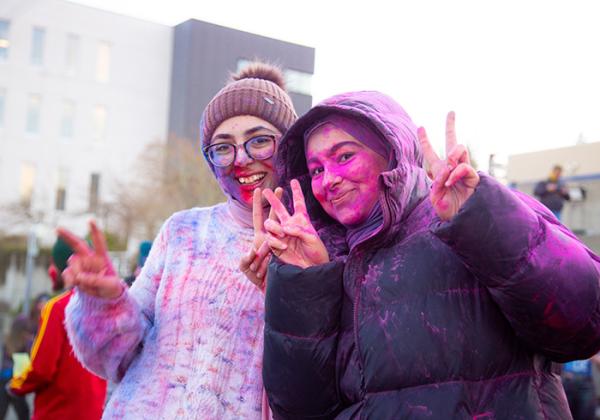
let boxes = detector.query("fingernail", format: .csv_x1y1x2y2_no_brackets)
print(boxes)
250,264,256,271
257,272,262,278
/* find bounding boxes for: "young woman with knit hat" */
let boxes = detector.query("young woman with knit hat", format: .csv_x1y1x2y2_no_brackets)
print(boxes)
57,62,297,419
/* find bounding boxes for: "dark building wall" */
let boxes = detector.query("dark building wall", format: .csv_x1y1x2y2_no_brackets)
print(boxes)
168,19,315,144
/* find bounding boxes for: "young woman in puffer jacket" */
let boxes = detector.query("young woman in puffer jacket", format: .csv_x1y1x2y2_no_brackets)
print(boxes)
244,91,600,419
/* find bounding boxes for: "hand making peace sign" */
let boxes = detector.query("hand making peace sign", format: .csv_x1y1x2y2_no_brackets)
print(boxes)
57,220,124,299
239,187,283,290
262,179,329,269
417,112,480,221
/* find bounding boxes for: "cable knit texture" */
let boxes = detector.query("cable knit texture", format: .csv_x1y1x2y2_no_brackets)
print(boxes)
65,203,266,419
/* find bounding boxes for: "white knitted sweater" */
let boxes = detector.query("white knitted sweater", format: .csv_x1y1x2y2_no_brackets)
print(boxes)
65,203,267,419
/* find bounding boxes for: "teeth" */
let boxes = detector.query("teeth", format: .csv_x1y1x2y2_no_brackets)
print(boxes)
238,173,266,185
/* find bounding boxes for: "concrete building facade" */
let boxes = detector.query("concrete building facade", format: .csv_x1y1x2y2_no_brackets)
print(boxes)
0,0,173,240
0,0,315,244
0,0,314,314
168,19,314,145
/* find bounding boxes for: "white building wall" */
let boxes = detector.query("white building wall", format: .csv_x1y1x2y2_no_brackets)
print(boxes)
0,0,172,241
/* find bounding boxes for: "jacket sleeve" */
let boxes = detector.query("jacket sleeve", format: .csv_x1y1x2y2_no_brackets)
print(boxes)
263,259,345,419
9,296,65,394
64,218,170,382
433,173,600,362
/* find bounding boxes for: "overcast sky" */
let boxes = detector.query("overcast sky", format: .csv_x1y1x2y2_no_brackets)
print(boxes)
71,0,600,171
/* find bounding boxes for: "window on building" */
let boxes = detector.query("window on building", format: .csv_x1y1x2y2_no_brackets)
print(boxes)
26,94,41,135
237,58,252,73
30,27,45,66
96,42,111,83
55,187,66,211
55,168,68,211
236,59,313,96
65,33,80,76
20,163,36,208
284,68,312,96
0,20,9,61
93,105,107,141
0,88,5,128
89,173,100,212
60,100,75,138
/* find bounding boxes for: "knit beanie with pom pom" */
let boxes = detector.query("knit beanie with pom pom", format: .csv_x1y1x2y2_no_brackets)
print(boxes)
200,61,297,169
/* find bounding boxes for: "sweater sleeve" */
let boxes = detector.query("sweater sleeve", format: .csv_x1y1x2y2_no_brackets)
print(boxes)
433,173,600,362
65,218,170,382
9,295,66,395
263,259,345,419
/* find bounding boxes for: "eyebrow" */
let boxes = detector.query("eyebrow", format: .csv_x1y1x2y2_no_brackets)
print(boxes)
306,140,363,166
211,125,276,143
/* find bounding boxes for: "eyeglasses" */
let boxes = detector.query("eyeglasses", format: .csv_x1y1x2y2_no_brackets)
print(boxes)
204,134,276,167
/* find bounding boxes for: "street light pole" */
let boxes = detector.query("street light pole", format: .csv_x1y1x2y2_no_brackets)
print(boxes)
22,227,38,316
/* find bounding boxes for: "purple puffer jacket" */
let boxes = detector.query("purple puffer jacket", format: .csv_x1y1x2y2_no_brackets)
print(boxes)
263,91,600,419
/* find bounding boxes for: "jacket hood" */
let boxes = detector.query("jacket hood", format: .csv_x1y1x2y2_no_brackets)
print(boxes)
275,91,431,253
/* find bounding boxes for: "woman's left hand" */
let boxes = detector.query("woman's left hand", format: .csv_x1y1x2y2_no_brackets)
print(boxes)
417,111,480,221
239,187,282,291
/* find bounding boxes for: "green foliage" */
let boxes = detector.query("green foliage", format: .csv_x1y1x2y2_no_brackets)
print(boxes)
84,230,127,252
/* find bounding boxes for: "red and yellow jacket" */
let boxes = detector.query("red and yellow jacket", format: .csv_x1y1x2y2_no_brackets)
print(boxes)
9,290,107,420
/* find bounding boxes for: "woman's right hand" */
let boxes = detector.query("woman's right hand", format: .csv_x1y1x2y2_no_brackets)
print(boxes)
262,179,329,269
57,220,124,299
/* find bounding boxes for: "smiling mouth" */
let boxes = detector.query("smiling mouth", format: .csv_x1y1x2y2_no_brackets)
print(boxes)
237,173,267,185
329,190,352,205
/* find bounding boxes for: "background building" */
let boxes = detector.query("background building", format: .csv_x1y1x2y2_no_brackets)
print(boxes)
0,0,314,319
506,141,600,252
168,19,314,144
0,0,172,241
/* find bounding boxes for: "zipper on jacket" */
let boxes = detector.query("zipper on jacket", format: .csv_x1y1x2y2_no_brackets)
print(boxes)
348,249,367,398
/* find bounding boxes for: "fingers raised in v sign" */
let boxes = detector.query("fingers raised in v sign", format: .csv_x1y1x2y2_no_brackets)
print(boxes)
417,111,480,221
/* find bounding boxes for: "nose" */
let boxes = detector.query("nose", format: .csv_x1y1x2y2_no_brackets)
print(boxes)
233,144,253,166
322,168,341,190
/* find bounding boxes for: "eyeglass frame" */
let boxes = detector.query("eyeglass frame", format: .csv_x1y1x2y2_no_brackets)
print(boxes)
203,134,278,168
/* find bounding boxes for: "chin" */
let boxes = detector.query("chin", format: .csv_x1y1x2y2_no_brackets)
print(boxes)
235,191,254,207
335,211,368,228
262,177,276,191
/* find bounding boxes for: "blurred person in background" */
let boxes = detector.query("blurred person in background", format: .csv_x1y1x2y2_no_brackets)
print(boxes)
0,293,49,419
0,317,34,420
534,164,570,220
7,238,107,420
124,240,152,287
562,355,600,420
58,62,297,419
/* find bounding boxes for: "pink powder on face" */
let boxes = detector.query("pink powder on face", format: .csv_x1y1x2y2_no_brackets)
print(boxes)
306,124,387,227
211,117,279,207
215,158,275,206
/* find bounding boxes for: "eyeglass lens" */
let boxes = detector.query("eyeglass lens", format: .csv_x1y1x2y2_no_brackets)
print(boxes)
207,135,275,167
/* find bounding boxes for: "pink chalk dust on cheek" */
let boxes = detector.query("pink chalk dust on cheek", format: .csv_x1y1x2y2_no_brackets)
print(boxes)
215,158,276,206
306,125,388,227
210,115,280,207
